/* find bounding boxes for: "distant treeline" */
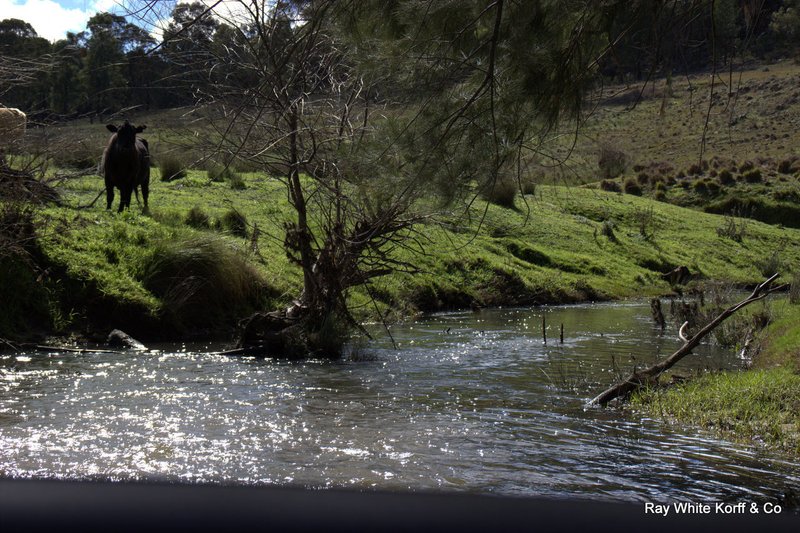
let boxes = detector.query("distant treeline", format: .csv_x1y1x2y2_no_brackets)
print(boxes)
1,0,799,121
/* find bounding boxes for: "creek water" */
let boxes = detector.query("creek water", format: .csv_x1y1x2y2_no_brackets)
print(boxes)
0,301,798,505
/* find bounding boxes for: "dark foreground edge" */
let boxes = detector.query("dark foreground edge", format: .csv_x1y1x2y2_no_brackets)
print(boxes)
0,478,796,532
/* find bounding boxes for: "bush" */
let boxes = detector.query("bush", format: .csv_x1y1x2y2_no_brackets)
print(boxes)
229,172,247,190
600,220,618,242
0,202,53,338
599,179,621,192
185,206,210,229
743,169,762,183
688,163,702,176
772,187,800,202
481,178,517,208
739,160,754,173
139,236,267,331
598,145,628,179
159,154,187,182
716,215,747,242
623,178,642,195
755,251,783,278
636,172,650,185
778,157,799,175
705,180,721,196
521,175,537,195
207,165,234,183
221,209,248,237
692,179,709,195
718,169,735,185
790,272,800,305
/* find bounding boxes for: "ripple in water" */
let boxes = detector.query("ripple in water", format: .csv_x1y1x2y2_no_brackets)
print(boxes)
0,302,797,507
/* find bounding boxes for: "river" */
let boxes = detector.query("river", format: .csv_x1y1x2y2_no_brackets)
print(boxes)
0,301,797,506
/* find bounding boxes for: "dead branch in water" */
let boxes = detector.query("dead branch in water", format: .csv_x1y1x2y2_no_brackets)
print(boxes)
588,274,786,407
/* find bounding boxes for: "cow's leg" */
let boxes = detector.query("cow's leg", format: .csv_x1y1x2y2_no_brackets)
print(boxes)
119,186,133,212
141,174,150,209
105,179,114,210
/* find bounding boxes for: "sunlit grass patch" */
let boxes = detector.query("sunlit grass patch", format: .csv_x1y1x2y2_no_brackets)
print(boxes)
633,367,800,454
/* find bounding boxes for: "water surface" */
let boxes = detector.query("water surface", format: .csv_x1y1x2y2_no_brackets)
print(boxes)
1,301,797,505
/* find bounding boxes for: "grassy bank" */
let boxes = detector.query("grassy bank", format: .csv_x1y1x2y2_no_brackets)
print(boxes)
633,302,800,454
2,159,799,343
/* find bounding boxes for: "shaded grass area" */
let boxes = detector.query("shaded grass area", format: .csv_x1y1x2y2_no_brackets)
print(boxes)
632,304,800,454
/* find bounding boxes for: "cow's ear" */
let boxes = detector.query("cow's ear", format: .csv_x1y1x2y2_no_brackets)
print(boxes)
135,125,147,133
106,124,118,133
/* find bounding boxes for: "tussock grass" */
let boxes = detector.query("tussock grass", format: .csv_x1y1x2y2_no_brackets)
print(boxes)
139,235,269,332
221,209,248,237
158,154,187,182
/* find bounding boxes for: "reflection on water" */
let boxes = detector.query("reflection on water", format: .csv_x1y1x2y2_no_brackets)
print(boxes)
0,301,797,505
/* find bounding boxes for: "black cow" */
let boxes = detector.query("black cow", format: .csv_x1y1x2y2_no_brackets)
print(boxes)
102,121,150,212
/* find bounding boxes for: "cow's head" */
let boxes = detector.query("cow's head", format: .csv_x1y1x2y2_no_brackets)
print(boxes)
106,121,146,146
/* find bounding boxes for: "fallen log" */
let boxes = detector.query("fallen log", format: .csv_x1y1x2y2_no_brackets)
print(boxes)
588,274,786,407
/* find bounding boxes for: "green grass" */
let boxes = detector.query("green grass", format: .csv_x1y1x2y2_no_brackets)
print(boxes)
633,365,800,454
633,302,800,454
10,163,796,341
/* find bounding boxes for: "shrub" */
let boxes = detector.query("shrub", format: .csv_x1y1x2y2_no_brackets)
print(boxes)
632,206,656,239
139,236,267,331
229,172,247,190
623,178,642,195
718,169,734,185
692,179,709,195
755,251,783,278
185,206,210,229
706,180,721,196
481,178,517,208
0,202,52,338
636,172,650,185
520,175,536,195
739,160,754,173
743,169,762,183
790,271,800,305
221,209,248,237
159,154,187,182
598,145,628,179
599,179,621,192
600,220,618,242
207,164,235,183
716,215,747,242
778,157,799,174
654,190,667,202
688,163,702,176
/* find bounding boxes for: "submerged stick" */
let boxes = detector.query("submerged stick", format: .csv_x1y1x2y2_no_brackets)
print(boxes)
588,274,786,407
